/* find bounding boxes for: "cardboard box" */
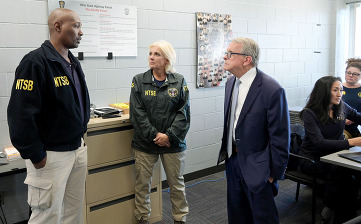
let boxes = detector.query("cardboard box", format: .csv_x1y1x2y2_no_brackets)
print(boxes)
4,147,21,161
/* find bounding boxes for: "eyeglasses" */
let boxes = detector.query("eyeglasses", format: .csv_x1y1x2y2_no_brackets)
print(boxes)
224,52,248,59
345,71,361,77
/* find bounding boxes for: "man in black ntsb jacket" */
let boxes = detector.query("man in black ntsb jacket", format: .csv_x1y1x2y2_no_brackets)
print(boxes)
7,8,89,224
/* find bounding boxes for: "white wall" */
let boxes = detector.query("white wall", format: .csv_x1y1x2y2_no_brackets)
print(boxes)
0,0,342,174
0,0,344,222
335,0,349,77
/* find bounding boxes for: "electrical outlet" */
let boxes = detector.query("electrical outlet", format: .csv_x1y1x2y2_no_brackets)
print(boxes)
0,191,4,205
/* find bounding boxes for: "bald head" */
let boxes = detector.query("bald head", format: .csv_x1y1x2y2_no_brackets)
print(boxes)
48,8,79,35
48,8,83,52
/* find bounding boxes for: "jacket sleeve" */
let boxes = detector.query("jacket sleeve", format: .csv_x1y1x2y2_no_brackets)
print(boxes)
345,102,361,124
302,108,349,156
165,78,190,143
7,59,47,164
129,76,158,143
267,88,290,180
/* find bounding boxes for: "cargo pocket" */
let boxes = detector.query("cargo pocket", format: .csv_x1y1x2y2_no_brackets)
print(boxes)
24,176,53,209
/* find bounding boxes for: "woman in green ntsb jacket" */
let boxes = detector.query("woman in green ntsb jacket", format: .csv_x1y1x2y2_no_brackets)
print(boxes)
130,40,190,224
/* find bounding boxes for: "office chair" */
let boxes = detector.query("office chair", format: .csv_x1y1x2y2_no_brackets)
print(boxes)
284,123,325,224
285,152,325,224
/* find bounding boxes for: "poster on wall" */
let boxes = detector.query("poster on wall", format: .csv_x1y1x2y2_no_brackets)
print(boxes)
196,12,233,88
48,0,137,57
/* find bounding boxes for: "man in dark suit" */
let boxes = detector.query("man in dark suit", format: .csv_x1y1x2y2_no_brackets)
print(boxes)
218,37,290,224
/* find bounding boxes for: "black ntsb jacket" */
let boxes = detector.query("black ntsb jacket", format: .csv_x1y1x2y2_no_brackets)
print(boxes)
7,40,90,164
130,69,190,154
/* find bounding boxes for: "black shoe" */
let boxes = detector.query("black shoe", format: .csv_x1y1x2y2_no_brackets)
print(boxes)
136,218,149,224
320,207,334,224
174,221,185,224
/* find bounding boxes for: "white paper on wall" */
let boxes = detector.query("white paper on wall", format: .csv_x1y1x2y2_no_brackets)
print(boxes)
48,0,137,57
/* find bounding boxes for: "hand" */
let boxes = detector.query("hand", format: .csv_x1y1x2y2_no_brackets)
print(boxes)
154,133,170,147
268,177,274,183
33,156,47,169
348,137,361,147
345,119,354,125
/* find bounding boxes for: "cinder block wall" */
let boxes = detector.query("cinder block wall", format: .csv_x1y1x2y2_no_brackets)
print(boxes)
0,0,346,222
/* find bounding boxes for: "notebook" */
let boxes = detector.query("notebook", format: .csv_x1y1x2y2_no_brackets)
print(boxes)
338,152,361,164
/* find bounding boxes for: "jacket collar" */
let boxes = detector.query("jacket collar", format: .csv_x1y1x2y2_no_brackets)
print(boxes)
143,69,177,84
42,40,79,66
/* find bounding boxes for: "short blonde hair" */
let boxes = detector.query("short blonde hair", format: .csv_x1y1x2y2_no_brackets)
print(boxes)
149,40,176,74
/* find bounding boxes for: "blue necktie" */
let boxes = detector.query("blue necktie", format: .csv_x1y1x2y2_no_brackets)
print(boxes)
227,79,241,158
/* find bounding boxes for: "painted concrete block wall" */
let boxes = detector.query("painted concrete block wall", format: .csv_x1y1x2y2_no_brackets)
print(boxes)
335,1,348,77
0,0,343,222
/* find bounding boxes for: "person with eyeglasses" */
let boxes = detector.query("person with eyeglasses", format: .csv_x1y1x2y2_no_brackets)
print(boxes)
342,58,361,139
217,37,290,224
299,76,361,224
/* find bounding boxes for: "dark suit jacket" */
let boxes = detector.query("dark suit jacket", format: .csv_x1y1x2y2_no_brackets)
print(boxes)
218,68,290,193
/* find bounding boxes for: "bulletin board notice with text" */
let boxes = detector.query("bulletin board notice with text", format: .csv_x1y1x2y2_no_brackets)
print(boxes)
48,0,137,57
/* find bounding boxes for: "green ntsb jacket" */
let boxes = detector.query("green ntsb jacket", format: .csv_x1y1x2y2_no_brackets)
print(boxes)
130,69,190,154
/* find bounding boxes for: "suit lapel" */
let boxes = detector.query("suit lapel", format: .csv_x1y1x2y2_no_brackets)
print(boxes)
236,70,263,127
224,76,236,121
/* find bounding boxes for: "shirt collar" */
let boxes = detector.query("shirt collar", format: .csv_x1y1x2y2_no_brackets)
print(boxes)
238,67,256,86
58,51,77,69
152,75,168,82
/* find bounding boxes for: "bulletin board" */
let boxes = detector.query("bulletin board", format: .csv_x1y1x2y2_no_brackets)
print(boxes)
48,0,137,57
196,12,233,88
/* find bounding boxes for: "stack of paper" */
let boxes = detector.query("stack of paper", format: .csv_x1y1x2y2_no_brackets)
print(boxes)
4,147,21,161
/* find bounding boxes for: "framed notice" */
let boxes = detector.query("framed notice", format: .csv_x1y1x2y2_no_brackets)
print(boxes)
48,0,137,57
196,12,232,88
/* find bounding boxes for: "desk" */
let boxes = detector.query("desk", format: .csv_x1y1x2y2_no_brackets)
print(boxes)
321,146,361,224
320,146,361,171
0,115,162,224
84,115,162,224
0,159,26,177
0,158,28,223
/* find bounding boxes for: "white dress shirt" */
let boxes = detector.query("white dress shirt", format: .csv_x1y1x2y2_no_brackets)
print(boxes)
232,67,257,140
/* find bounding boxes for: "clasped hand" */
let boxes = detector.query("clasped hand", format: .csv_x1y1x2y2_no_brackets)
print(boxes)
154,133,170,147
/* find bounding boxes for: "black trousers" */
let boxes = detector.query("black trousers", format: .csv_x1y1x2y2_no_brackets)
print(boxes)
225,154,279,224
300,160,358,223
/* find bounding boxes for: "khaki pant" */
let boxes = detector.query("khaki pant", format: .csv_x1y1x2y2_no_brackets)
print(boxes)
134,149,188,222
25,140,87,224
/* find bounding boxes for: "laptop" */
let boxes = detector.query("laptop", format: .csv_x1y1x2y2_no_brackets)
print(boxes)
338,152,361,164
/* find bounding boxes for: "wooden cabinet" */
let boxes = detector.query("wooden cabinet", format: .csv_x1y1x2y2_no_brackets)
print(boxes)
84,115,162,224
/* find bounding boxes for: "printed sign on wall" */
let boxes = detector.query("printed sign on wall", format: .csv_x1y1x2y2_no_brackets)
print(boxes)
48,0,137,57
196,12,233,88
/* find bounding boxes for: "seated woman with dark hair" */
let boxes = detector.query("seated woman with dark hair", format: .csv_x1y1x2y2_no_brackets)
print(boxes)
299,76,361,224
